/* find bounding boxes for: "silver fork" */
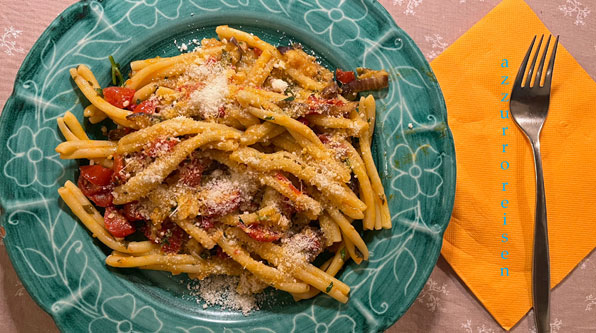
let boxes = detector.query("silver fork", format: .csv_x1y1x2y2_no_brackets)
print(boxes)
510,34,559,333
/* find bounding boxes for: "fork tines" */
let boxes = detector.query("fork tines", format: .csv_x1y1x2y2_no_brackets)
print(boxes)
514,35,559,89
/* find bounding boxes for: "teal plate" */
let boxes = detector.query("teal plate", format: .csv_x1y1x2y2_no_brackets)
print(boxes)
0,0,456,332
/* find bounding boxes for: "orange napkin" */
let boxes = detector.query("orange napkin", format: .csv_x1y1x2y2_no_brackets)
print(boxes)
431,0,596,329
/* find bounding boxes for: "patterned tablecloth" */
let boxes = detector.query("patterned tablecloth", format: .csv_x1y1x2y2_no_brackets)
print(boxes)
1,1,595,332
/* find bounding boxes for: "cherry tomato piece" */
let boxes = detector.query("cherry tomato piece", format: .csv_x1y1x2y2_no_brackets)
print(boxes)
112,154,126,183
122,202,145,221
133,100,157,114
178,82,205,98
159,220,186,254
179,158,209,187
104,206,136,237
102,87,136,109
142,220,187,253
317,134,331,144
238,223,281,242
335,69,356,85
275,172,301,196
203,191,241,217
196,217,216,230
145,138,178,158
80,165,113,186
217,106,226,118
297,117,310,126
77,175,113,207
215,247,230,259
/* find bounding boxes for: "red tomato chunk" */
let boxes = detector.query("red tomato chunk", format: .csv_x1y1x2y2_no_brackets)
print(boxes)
133,100,157,114
275,172,301,196
239,223,281,242
104,206,136,237
78,165,114,207
122,202,145,221
103,87,136,109
335,69,355,84
179,158,209,187
80,165,113,186
145,138,178,158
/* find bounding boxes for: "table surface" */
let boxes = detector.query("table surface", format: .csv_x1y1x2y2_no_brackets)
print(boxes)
1,0,595,332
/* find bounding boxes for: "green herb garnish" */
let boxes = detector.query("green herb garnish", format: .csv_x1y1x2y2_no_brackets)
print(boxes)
136,99,141,105
281,95,295,102
354,248,363,259
161,229,173,245
109,55,124,86
82,204,95,215
238,217,245,225
264,116,275,121
221,49,230,63
95,88,103,97
340,248,346,261
325,282,334,293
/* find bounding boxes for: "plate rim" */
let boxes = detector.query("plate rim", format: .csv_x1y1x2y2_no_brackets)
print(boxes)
0,0,457,331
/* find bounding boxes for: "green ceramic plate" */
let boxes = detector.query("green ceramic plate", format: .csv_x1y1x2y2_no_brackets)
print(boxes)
0,0,456,332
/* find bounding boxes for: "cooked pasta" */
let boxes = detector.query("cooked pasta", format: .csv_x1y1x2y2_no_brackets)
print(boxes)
56,26,391,305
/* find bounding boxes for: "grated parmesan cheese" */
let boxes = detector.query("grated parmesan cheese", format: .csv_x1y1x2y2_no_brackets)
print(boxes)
188,62,229,119
186,276,258,315
189,81,227,118
270,78,288,93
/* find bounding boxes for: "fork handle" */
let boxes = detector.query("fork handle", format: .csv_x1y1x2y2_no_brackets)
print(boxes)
531,140,550,333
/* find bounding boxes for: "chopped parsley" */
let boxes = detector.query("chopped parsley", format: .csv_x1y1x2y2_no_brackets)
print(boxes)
238,217,245,225
161,229,173,245
109,55,124,86
340,248,346,261
136,99,141,105
82,204,95,215
325,282,334,293
221,49,230,64
281,95,295,102
343,158,351,168
95,88,103,97
264,116,275,121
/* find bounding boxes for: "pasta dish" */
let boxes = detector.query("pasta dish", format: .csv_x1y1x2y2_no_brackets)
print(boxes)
55,26,390,304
